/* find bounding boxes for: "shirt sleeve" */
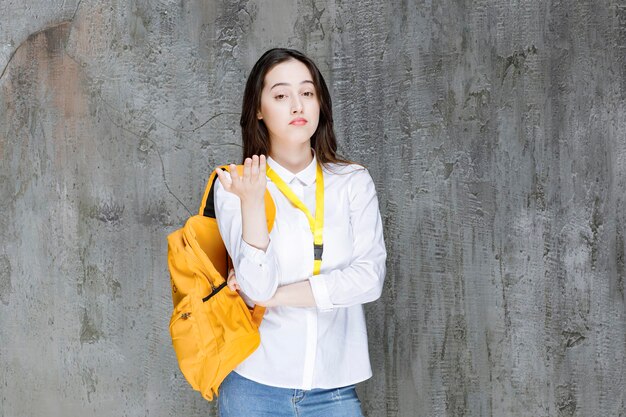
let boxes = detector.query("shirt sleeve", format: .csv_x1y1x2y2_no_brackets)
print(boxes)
308,167,387,311
213,170,281,303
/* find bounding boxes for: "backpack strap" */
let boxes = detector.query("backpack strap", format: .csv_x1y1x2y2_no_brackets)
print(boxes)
198,164,226,218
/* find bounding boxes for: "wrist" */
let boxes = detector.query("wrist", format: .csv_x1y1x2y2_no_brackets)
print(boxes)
257,292,278,307
240,197,265,210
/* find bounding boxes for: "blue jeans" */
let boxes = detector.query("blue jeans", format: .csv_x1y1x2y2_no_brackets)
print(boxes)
217,371,365,417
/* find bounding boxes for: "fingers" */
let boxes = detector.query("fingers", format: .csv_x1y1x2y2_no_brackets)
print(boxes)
259,154,266,174
229,163,239,182
214,167,232,190
248,155,266,183
251,155,259,179
243,157,251,182
227,267,240,292
215,155,265,195
232,156,266,182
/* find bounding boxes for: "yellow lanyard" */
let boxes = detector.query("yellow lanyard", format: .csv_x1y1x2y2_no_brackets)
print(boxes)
265,161,324,275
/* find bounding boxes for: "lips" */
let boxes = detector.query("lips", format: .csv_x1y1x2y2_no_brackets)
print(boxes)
290,118,308,125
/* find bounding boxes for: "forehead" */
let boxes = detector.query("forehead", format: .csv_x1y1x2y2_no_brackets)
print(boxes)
264,59,313,87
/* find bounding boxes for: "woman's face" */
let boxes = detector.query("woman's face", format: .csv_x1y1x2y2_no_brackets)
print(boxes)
257,59,320,151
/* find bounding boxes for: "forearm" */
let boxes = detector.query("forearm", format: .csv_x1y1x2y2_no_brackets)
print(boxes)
262,280,316,308
240,198,269,251
215,178,278,302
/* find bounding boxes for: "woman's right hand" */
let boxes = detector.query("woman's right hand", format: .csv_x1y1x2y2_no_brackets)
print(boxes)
214,154,267,204
227,267,240,292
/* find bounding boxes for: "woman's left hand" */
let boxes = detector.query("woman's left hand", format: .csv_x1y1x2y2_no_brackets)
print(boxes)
228,267,275,307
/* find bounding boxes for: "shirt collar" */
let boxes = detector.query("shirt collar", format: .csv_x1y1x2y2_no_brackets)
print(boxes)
267,148,318,186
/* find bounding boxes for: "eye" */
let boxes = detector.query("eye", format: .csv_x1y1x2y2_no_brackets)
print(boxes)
274,94,287,100
303,91,315,97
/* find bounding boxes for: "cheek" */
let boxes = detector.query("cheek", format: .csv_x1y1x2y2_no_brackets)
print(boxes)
304,100,320,116
260,104,286,127
308,105,321,127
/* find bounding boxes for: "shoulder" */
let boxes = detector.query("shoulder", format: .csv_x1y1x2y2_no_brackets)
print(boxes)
322,161,369,179
322,162,377,200
324,161,374,184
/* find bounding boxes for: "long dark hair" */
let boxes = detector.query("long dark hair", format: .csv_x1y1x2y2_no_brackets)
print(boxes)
240,48,356,169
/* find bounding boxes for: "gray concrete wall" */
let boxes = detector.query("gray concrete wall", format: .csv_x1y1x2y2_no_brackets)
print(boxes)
1,1,624,416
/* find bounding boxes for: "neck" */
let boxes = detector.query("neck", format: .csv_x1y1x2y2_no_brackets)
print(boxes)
269,144,314,174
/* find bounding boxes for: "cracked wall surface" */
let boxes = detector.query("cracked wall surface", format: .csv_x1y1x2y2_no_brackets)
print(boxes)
1,1,625,416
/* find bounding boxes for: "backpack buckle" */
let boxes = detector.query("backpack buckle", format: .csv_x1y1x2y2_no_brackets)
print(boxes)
313,243,323,261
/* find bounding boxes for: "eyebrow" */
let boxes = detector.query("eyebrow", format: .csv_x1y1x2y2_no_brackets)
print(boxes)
270,80,315,90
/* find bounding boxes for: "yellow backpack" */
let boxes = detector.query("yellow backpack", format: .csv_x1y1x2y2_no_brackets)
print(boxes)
167,164,276,401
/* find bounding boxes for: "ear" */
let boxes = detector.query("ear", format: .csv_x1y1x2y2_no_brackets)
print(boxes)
257,112,263,120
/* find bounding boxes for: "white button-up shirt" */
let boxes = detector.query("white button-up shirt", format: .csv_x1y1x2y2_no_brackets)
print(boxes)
214,149,387,389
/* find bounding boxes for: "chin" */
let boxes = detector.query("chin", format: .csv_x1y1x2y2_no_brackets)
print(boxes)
278,133,313,145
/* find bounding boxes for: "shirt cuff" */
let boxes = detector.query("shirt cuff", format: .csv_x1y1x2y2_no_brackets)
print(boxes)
239,237,273,266
309,275,334,312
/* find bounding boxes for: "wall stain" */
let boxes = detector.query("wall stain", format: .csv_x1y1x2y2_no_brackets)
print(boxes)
0,255,12,305
527,171,546,210
432,89,457,125
441,312,469,417
77,247,118,345
292,0,327,45
443,161,455,179
460,88,491,123
78,261,121,300
498,45,538,85
556,384,577,417
616,229,624,299
97,201,124,224
0,21,73,83
0,175,11,209
140,199,176,227
562,330,586,348
80,307,103,344
84,199,125,225
0,22,70,82
81,366,98,403
214,0,256,62
588,196,603,269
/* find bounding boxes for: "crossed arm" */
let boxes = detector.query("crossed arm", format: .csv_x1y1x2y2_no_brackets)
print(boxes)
214,157,386,312
228,269,316,308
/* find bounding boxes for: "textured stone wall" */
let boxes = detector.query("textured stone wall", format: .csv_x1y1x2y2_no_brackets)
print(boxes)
1,1,624,416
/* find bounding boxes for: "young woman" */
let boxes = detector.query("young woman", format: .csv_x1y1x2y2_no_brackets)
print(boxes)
213,48,387,417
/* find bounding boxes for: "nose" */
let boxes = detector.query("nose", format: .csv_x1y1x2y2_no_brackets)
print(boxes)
291,95,303,113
